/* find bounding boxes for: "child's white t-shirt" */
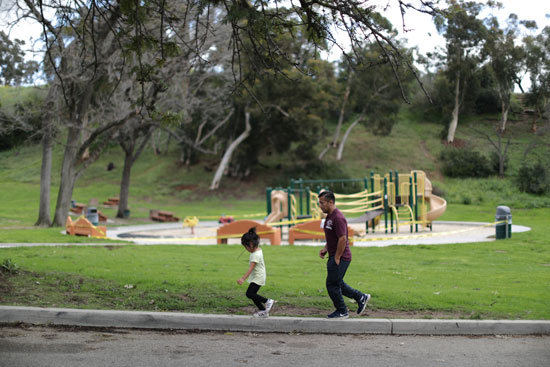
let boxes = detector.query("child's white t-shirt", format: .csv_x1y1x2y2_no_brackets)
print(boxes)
248,248,266,286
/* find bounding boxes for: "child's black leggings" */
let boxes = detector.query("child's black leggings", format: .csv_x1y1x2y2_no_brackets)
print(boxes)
246,282,267,310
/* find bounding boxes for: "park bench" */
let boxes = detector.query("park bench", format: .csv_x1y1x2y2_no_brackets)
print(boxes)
217,220,281,245
70,203,86,214
150,209,180,222
103,197,120,206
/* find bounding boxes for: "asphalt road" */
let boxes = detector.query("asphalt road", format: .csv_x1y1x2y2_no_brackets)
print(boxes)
1,325,549,367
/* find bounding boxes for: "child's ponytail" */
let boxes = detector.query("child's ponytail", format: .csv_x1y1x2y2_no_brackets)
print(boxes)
241,227,260,249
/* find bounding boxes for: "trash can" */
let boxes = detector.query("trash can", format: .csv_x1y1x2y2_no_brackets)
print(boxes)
123,209,130,218
86,207,99,226
495,206,512,239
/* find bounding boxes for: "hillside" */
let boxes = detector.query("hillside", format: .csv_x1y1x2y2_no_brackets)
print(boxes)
0,107,549,228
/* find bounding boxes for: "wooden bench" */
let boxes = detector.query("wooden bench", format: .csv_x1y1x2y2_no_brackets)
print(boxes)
150,209,180,222
70,203,86,214
65,216,107,238
288,220,354,245
217,220,281,245
103,197,120,206
98,210,108,222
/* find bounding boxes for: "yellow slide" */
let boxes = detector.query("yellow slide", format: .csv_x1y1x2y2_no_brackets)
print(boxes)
424,176,447,222
265,190,287,224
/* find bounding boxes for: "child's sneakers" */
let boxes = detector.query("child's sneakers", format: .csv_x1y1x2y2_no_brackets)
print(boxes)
265,299,276,313
253,310,269,318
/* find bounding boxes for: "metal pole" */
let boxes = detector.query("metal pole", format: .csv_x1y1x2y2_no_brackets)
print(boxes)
414,172,419,232
409,176,414,233
395,170,399,203
266,187,272,215
384,177,388,234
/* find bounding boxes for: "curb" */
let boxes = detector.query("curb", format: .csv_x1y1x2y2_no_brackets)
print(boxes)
1,306,549,335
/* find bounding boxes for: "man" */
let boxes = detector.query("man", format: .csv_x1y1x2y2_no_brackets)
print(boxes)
318,190,371,319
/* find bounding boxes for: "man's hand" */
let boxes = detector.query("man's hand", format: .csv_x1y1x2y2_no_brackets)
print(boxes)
334,256,340,265
237,278,244,285
319,247,327,259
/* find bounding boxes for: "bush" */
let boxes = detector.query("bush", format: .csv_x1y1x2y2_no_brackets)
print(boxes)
1,258,19,274
440,148,492,178
516,162,550,195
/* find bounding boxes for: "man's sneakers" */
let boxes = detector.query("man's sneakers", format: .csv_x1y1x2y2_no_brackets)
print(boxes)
265,299,275,313
357,293,371,315
327,310,349,319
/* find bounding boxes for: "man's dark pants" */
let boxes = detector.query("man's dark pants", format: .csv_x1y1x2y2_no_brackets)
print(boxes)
326,256,362,313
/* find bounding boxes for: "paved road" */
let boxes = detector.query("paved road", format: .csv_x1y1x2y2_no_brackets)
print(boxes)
1,325,549,367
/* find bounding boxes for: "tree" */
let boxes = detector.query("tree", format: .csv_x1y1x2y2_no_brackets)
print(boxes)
434,0,488,143
6,0,443,216
0,31,38,85
524,25,550,132
326,41,415,161
483,13,532,132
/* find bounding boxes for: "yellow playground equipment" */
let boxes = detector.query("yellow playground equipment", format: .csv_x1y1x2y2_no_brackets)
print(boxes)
266,170,446,234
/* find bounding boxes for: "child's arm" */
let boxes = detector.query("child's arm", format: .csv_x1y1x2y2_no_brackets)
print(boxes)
237,262,257,285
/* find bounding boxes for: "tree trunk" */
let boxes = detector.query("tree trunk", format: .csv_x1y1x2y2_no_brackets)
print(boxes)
52,126,80,226
116,151,133,218
447,71,461,143
35,123,53,227
116,129,153,218
336,114,364,161
500,97,510,132
319,72,352,160
209,111,251,190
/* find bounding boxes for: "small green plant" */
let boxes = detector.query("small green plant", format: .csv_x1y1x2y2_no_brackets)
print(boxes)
516,162,549,195
440,148,492,178
1,258,19,274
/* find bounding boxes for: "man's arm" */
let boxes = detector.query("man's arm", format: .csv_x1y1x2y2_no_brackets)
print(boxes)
319,244,328,259
334,236,347,265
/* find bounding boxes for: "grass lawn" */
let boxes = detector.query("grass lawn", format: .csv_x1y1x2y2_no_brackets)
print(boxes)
1,206,549,319
1,110,549,319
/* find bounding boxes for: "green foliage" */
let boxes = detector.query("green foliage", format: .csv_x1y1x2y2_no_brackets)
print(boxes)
440,148,492,178
0,86,46,151
0,31,38,85
435,178,550,209
1,258,19,274
516,162,550,195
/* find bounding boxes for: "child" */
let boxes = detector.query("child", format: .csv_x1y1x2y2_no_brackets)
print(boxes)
237,227,275,318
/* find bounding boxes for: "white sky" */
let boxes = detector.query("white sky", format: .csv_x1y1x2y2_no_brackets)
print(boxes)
1,0,549,84
371,0,550,56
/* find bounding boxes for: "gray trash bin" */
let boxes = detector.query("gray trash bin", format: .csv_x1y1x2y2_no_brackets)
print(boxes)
86,207,99,226
495,206,512,239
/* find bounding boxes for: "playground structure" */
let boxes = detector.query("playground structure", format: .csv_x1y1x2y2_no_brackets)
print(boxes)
265,170,447,237
217,219,281,245
65,216,107,238
288,219,355,245
90,170,446,245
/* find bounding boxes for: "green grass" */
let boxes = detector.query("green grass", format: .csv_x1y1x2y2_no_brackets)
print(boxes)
1,102,550,318
1,205,549,319
1,211,549,319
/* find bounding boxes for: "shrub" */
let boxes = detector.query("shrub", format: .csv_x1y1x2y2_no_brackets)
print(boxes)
440,148,492,178
516,162,550,195
1,258,19,274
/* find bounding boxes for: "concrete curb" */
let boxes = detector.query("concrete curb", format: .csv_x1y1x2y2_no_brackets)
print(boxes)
1,306,549,335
